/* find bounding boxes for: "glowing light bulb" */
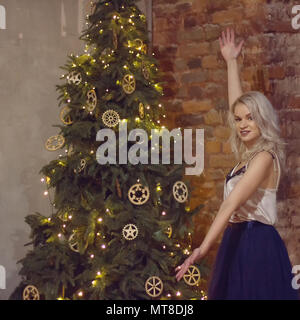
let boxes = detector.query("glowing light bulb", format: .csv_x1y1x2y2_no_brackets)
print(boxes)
44,191,48,196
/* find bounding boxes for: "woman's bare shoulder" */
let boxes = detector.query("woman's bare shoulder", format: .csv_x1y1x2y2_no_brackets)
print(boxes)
247,150,274,169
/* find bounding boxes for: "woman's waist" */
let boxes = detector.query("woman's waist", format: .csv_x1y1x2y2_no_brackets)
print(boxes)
229,210,277,225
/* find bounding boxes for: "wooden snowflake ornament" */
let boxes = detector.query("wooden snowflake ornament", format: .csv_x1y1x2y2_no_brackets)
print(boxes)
183,265,201,286
128,183,150,205
122,224,138,241
102,109,120,127
45,135,65,151
145,276,163,298
172,181,188,203
68,233,79,253
142,64,150,80
67,71,82,85
60,106,73,125
23,285,40,300
122,74,136,94
138,102,145,119
86,89,97,112
74,159,86,174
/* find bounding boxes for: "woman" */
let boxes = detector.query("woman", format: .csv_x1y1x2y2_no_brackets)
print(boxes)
175,28,299,300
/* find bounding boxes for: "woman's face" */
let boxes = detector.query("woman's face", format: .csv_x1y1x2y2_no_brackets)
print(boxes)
234,103,261,148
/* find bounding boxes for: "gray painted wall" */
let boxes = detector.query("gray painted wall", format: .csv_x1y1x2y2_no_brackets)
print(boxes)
0,0,151,300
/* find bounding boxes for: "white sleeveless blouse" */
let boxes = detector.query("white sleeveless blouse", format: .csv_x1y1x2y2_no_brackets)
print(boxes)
224,150,281,226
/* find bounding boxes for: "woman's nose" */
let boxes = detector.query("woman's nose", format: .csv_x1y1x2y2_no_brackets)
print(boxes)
239,119,248,128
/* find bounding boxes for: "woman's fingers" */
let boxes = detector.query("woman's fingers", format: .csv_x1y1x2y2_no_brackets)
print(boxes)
226,27,231,42
220,31,225,44
175,264,182,272
219,36,224,48
176,264,188,281
230,28,235,43
175,259,189,281
175,254,197,281
237,39,244,52
222,27,236,45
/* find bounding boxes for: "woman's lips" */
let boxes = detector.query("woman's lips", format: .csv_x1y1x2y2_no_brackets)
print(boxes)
240,130,250,136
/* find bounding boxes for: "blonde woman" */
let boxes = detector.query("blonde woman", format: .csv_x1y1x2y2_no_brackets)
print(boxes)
175,28,299,300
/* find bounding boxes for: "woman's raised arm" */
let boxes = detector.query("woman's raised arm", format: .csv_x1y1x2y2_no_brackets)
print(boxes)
219,28,244,109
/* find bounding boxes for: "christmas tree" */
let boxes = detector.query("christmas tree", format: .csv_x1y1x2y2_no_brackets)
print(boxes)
10,0,208,300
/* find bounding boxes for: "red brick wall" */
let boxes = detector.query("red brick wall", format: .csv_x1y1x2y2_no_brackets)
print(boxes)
152,0,300,285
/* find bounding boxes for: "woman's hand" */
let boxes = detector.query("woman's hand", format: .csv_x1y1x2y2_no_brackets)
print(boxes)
175,246,206,282
219,27,244,63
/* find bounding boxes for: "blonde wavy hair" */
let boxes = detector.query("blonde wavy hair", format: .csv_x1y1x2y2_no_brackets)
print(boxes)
227,91,287,174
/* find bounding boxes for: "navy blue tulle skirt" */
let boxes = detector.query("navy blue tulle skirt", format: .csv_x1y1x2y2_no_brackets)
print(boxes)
207,220,300,300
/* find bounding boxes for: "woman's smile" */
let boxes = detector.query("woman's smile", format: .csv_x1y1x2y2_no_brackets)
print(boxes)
240,130,250,136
